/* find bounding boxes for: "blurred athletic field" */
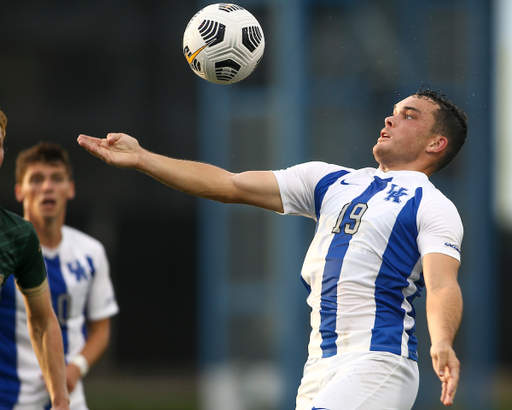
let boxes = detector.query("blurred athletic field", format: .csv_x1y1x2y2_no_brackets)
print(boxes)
85,374,198,410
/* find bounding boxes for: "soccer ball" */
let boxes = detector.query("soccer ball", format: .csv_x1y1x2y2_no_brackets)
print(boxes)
183,3,265,84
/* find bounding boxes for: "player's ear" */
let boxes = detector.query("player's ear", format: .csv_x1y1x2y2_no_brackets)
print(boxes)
426,135,448,154
14,183,24,202
67,180,76,200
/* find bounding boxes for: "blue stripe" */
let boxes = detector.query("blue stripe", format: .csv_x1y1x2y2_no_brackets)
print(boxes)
314,170,350,221
0,275,20,408
300,276,311,293
86,256,96,277
44,255,69,355
83,255,95,338
319,176,392,357
370,187,423,360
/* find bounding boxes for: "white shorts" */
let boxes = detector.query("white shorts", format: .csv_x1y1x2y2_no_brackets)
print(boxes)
10,380,88,410
69,381,88,410
296,351,419,410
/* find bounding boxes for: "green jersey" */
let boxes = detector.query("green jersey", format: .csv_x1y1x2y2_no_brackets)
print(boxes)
0,207,47,295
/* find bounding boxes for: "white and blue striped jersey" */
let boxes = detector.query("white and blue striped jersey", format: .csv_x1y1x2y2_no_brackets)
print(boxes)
0,225,119,409
273,162,463,361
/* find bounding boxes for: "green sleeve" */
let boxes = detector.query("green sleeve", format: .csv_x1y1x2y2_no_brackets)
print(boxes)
14,224,47,291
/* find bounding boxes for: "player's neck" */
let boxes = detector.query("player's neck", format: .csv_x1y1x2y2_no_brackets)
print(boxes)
378,158,435,176
27,216,63,249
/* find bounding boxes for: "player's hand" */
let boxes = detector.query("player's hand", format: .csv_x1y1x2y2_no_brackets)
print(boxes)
49,395,70,410
77,133,141,169
66,363,81,393
430,342,460,406
50,404,70,410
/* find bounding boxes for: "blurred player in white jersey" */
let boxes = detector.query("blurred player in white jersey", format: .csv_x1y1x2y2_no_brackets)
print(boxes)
0,114,69,410
77,86,466,409
0,142,119,410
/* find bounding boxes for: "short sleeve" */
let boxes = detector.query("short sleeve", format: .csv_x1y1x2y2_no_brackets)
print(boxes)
15,225,48,293
416,192,463,262
86,244,119,321
273,161,348,219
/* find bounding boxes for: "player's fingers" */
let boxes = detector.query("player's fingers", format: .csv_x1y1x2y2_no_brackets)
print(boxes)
106,133,124,146
435,350,449,378
446,362,459,397
77,141,103,159
440,379,448,405
77,135,101,152
77,134,99,144
439,361,459,406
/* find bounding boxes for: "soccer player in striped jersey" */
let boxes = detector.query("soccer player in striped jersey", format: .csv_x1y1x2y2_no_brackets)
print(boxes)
0,113,69,410
77,86,466,409
0,142,119,410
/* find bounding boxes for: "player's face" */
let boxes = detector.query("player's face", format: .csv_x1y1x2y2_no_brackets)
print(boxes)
373,95,440,172
15,162,75,224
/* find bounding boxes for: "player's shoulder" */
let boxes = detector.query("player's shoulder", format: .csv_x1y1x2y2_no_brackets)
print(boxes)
62,225,106,252
0,206,35,234
302,160,355,173
416,183,461,224
420,179,457,205
284,161,357,179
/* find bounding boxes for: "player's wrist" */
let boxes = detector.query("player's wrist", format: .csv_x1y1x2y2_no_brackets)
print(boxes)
71,354,89,378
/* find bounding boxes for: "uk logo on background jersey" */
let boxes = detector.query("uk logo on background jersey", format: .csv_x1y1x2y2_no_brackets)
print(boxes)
67,261,88,282
67,257,95,282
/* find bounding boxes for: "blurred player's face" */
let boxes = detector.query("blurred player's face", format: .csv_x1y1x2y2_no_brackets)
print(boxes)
15,162,75,225
373,95,441,173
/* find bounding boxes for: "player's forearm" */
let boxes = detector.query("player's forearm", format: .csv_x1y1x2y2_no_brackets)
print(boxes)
79,318,111,369
136,149,284,211
28,317,69,408
426,284,463,346
136,148,241,203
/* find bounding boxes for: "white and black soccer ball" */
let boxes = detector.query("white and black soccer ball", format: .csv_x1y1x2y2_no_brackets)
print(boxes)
183,3,265,84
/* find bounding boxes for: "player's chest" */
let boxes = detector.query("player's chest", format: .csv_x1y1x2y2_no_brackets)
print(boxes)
318,179,417,236
44,252,96,292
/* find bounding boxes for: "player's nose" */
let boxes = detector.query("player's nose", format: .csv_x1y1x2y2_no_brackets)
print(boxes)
385,115,395,128
41,178,54,191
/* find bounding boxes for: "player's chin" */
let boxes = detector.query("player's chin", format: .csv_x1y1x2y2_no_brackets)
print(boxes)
372,145,391,166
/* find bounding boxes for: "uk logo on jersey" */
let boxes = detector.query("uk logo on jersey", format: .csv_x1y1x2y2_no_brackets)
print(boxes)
384,183,409,203
67,260,91,282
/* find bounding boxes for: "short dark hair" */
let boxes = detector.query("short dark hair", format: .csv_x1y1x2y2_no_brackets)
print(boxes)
412,85,467,172
0,110,7,139
16,142,73,184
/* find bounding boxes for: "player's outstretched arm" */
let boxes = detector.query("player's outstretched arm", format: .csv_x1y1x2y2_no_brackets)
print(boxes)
423,253,463,407
77,133,284,212
24,285,70,410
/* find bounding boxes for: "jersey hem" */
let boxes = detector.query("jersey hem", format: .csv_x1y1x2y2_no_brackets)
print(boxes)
309,345,418,362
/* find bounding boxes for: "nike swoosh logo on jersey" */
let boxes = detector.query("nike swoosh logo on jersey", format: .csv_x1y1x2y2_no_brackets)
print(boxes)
340,180,352,185
312,407,329,410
